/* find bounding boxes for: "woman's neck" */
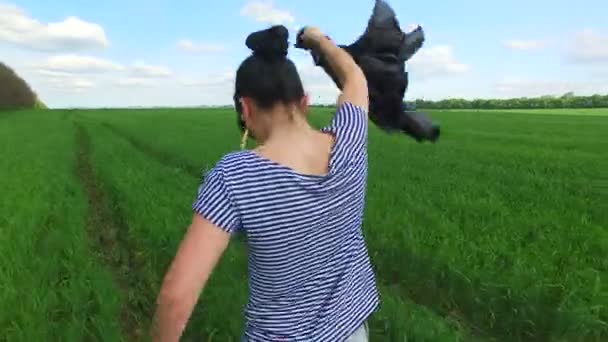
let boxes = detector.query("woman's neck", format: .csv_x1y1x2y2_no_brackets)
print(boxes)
255,108,313,146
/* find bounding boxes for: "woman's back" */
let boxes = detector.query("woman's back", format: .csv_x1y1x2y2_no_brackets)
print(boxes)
193,103,379,340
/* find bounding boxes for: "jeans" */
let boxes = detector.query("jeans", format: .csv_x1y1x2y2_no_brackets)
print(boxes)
241,322,369,341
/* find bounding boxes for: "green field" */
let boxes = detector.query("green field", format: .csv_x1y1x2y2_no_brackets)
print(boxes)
1,107,606,341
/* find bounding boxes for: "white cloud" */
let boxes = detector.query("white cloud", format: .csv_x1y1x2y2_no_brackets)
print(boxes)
115,77,159,87
70,79,95,88
36,69,74,78
130,62,173,78
495,79,571,97
494,77,608,98
295,62,339,104
240,1,295,25
45,75,95,93
178,61,339,105
35,54,124,73
408,45,470,80
567,29,608,64
305,83,340,104
0,3,108,52
179,71,235,87
176,39,225,53
505,39,545,50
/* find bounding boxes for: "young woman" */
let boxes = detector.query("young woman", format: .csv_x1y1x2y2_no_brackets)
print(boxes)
151,25,378,341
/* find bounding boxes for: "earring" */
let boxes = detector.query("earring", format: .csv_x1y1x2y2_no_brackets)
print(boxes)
240,129,249,150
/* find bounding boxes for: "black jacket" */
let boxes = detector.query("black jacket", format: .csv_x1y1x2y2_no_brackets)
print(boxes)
298,0,439,142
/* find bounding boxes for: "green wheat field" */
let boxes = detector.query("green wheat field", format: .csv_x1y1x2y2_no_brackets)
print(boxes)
1,107,606,341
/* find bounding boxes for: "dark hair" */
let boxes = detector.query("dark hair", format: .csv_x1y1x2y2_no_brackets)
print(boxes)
234,25,305,129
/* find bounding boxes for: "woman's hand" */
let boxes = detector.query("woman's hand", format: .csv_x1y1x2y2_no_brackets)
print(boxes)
297,26,326,50
296,25,368,112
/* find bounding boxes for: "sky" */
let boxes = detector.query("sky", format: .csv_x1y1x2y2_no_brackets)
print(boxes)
1,0,607,108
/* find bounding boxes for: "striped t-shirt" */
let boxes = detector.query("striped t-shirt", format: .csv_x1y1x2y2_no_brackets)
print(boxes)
193,102,379,341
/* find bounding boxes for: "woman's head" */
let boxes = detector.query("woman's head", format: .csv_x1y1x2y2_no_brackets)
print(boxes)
234,25,309,142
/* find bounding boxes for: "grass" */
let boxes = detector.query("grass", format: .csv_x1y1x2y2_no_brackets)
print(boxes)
1,107,606,341
0,113,122,341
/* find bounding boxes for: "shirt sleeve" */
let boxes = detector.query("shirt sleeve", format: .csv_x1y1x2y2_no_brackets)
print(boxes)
192,164,241,235
322,102,369,162
324,102,368,142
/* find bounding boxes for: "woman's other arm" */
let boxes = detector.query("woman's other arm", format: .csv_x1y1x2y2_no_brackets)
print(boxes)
150,214,230,342
151,161,240,341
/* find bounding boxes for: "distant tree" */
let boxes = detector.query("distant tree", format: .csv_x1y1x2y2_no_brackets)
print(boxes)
561,91,575,98
0,62,38,110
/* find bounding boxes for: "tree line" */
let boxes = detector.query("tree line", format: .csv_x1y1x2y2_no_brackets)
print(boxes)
311,93,608,110
411,93,608,109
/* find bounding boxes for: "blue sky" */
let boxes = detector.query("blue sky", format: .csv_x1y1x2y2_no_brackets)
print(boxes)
1,0,607,108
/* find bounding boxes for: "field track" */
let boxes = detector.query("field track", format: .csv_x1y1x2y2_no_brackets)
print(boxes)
1,107,606,341
75,123,148,340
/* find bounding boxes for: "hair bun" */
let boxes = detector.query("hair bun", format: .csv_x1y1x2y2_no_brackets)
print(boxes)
245,25,289,61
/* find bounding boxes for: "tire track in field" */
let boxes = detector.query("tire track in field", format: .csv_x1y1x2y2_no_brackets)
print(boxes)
95,122,249,339
98,123,251,245
101,122,202,179
99,122,249,249
75,123,148,341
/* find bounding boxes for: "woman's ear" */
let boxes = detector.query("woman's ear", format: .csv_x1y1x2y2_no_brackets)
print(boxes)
299,93,310,114
240,97,253,127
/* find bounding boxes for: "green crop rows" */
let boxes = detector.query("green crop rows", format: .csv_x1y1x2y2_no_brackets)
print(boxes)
1,108,606,341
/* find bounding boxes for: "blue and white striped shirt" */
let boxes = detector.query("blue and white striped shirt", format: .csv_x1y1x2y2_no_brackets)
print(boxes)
193,102,379,341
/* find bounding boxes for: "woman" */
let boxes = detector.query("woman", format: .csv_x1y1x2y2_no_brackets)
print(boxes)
151,25,378,341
